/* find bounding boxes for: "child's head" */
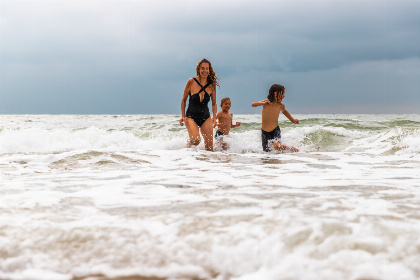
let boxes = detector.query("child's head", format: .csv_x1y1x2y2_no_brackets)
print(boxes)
220,97,231,106
220,97,231,111
268,84,285,102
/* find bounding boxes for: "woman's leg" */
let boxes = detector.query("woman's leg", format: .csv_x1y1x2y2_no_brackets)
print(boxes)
200,118,214,151
185,118,201,146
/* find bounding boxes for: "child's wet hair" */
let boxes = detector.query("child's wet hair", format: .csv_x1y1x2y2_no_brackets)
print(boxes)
220,97,230,106
268,84,285,102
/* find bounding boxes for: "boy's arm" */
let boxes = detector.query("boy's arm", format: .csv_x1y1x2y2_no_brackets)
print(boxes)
282,109,299,124
251,100,270,107
230,113,241,128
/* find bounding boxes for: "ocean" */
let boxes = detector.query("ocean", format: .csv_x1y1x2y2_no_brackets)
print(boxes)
0,114,419,280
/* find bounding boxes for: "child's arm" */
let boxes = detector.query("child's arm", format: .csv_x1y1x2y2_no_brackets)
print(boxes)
251,100,270,107
232,122,242,128
230,113,241,128
282,109,299,124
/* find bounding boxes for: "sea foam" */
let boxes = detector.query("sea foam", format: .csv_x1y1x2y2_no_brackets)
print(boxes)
0,114,419,280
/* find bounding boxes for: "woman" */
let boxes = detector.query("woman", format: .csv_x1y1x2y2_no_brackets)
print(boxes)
180,58,219,151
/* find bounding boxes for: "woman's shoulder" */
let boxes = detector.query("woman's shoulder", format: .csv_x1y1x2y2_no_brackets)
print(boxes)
186,77,196,86
209,80,217,90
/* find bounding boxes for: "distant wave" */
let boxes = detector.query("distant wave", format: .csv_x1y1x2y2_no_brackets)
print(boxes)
0,114,419,156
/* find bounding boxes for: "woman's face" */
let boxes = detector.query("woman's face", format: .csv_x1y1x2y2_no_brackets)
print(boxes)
199,62,210,78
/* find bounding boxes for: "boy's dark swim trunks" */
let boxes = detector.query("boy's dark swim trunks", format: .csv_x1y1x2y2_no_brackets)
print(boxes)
215,130,224,139
261,126,281,152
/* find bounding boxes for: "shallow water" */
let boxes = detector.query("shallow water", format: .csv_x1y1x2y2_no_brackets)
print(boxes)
0,114,419,280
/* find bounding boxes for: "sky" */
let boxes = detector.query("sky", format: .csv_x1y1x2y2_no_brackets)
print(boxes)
0,0,419,115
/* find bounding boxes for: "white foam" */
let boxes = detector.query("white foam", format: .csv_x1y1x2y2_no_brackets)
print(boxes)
1,114,420,279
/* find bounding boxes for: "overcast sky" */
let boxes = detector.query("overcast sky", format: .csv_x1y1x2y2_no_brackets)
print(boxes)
1,0,419,114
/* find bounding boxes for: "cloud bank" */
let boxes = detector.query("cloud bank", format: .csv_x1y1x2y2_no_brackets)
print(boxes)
1,0,419,114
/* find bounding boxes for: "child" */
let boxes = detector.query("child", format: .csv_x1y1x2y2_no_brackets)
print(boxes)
215,97,241,149
251,84,299,152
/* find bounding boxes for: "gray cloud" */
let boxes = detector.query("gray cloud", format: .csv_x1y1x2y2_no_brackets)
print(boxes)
1,0,419,114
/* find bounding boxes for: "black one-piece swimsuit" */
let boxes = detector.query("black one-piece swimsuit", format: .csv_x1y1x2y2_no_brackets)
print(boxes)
186,78,211,127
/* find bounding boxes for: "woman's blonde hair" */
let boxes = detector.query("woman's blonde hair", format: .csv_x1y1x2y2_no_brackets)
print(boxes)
196,58,220,87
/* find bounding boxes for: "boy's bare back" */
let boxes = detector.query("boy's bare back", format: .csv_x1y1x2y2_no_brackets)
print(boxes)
251,89,299,132
261,101,285,132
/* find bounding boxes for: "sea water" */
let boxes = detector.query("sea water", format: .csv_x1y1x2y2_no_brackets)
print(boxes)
0,114,419,280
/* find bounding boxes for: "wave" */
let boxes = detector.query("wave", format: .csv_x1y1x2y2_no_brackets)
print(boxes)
0,114,419,156
0,126,418,157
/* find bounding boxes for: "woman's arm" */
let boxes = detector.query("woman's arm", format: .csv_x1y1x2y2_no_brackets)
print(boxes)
211,84,217,127
180,79,193,126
